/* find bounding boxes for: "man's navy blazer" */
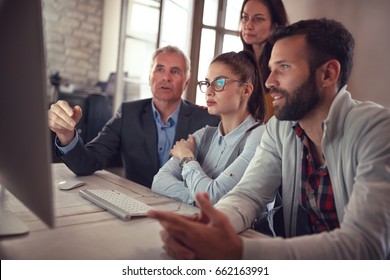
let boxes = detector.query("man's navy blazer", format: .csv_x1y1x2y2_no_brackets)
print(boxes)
58,98,220,188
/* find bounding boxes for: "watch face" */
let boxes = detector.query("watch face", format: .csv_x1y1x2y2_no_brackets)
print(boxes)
179,156,196,168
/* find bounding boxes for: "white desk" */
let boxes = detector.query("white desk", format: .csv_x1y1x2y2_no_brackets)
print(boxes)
0,163,264,260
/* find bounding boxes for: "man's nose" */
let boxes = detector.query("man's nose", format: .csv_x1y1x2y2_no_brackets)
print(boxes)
163,72,172,81
265,71,277,89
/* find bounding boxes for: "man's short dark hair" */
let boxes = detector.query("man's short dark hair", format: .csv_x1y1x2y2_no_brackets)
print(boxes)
270,18,355,89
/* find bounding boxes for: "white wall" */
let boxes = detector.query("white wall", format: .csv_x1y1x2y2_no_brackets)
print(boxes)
283,0,390,107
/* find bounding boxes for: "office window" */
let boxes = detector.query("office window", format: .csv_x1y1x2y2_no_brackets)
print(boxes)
122,0,159,101
203,0,218,26
120,0,194,102
194,0,242,105
160,0,193,51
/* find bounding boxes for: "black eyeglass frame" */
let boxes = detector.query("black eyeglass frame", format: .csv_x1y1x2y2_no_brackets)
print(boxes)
197,77,246,93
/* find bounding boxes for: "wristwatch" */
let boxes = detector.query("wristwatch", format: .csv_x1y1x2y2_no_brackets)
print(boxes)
179,156,196,168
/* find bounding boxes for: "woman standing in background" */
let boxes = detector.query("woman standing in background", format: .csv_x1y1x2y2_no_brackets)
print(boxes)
240,0,289,122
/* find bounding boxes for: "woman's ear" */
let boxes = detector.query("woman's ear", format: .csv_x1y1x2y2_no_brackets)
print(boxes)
243,83,254,97
320,59,340,87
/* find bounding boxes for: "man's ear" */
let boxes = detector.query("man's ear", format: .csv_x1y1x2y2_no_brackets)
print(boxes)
320,59,341,87
183,77,190,91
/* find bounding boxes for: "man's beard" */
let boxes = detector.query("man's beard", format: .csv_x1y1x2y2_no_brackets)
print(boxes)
271,70,320,121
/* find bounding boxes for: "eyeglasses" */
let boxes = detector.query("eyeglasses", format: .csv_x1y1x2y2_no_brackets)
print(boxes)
197,78,246,93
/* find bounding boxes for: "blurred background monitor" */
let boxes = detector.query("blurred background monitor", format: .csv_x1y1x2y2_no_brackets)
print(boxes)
0,0,55,236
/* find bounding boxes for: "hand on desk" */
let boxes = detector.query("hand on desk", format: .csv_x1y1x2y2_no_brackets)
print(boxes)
148,192,243,260
48,100,83,145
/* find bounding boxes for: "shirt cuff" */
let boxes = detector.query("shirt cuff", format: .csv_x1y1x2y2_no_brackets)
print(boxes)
55,132,79,155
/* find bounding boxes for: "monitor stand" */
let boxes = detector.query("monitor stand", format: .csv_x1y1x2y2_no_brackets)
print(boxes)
0,185,29,236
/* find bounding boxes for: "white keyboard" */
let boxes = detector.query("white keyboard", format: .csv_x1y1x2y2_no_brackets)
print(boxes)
79,189,153,221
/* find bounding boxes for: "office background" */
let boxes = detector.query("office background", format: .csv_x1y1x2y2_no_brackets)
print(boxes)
42,0,390,109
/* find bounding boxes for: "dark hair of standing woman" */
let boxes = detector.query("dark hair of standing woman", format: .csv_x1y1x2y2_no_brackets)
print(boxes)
240,0,289,56
239,0,289,121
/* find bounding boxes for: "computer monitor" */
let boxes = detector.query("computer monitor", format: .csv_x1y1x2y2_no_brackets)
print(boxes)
0,0,55,235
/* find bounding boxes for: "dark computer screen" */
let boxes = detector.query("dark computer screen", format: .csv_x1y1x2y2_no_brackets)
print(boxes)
0,0,55,235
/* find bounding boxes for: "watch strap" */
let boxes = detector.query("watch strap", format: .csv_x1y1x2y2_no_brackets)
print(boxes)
179,156,196,168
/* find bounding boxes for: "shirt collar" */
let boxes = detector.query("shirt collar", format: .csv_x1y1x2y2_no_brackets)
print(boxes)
292,85,350,142
292,122,306,141
217,115,257,147
151,100,181,127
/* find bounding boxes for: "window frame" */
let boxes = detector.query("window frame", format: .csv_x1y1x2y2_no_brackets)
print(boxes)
188,0,240,104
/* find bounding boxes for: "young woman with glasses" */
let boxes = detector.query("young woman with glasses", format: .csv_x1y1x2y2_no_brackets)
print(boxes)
152,51,265,205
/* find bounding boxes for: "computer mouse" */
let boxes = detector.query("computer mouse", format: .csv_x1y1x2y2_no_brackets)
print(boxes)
58,179,86,190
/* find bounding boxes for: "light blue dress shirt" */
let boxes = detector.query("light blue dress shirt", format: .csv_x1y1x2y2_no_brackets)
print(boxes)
151,115,265,205
151,101,180,167
55,132,79,154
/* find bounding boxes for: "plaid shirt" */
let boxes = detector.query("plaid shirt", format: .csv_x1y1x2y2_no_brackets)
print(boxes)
293,124,340,233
